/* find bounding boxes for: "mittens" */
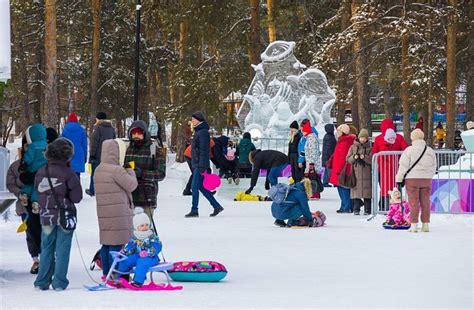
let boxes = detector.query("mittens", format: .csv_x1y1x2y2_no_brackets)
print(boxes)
31,202,40,214
134,167,143,179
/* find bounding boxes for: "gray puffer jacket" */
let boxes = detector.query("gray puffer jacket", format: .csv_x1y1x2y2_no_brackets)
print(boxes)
94,139,138,246
6,160,26,216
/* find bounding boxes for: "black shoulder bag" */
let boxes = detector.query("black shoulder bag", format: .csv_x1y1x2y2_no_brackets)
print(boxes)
45,165,77,231
400,145,427,188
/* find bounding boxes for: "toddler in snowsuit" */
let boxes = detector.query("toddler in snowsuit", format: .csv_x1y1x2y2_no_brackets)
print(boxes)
383,187,410,227
117,207,162,287
225,141,236,161
19,124,48,205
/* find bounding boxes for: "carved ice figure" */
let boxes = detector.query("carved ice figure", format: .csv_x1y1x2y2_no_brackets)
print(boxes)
237,41,336,138
266,98,311,137
288,68,336,137
244,81,274,130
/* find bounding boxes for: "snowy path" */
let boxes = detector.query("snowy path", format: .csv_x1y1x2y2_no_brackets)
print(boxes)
1,171,473,309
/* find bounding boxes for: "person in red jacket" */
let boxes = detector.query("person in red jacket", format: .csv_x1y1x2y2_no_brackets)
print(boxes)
372,118,408,210
329,124,356,213
415,116,423,130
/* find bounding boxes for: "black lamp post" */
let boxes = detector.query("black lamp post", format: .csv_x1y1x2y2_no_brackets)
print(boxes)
133,0,141,121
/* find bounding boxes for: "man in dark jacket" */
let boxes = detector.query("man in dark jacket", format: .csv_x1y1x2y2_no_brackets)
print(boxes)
87,112,116,196
236,132,256,178
322,124,336,187
185,111,224,218
245,149,289,194
125,120,165,221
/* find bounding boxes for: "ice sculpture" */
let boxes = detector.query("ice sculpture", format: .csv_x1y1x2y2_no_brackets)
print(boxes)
431,130,474,213
437,129,474,177
236,41,336,138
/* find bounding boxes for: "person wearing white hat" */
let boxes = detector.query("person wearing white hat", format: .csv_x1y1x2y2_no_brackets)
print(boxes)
116,207,162,287
396,129,437,233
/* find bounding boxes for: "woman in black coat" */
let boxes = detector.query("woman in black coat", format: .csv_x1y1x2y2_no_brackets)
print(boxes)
288,121,303,182
322,124,336,187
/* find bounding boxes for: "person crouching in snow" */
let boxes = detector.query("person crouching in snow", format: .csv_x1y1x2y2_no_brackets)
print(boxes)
33,138,83,291
117,207,162,287
271,178,317,227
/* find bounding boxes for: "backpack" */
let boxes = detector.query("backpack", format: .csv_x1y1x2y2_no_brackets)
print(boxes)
149,140,167,182
268,183,291,204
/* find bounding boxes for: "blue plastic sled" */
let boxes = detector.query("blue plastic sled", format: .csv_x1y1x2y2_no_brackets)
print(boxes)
382,223,410,230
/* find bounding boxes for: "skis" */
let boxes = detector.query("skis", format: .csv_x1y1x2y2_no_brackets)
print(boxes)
109,278,183,291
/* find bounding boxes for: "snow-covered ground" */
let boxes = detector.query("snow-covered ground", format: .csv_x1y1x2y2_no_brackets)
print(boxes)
1,162,473,309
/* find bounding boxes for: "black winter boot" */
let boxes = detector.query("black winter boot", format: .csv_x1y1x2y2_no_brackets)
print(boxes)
185,210,199,218
274,219,287,227
209,206,224,217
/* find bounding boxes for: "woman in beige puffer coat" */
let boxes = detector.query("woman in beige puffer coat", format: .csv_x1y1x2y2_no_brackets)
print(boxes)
94,139,138,276
396,129,437,233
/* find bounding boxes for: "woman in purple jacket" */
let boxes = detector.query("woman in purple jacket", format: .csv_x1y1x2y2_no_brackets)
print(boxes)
33,138,83,291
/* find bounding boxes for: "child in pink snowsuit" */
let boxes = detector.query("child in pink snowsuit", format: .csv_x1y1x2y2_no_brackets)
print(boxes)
225,141,236,161
384,187,410,226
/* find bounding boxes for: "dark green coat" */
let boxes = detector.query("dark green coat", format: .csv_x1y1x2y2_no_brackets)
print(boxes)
236,138,256,164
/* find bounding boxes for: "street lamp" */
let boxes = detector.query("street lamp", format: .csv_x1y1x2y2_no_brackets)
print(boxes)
133,0,141,121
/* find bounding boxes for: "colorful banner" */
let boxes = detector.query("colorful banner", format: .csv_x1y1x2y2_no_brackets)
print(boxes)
430,179,474,213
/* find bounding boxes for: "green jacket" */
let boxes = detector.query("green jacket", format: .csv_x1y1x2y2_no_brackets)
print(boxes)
236,138,256,164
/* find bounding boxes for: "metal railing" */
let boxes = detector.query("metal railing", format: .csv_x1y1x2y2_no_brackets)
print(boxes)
235,137,324,153
371,150,473,217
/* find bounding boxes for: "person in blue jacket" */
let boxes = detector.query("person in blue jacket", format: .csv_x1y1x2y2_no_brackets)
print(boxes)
116,208,162,287
271,179,317,227
61,112,87,178
184,111,224,218
19,123,48,205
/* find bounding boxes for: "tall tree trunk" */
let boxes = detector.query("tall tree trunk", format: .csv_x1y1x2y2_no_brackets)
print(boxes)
89,0,101,132
401,32,411,143
426,8,434,146
175,0,190,163
380,41,391,119
466,0,474,124
18,36,32,125
248,0,261,65
351,86,359,130
337,0,351,125
427,80,434,145
267,0,276,43
43,0,58,129
446,0,457,148
352,0,369,133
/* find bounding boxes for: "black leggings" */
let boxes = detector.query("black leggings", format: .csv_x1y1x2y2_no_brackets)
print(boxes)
21,208,42,258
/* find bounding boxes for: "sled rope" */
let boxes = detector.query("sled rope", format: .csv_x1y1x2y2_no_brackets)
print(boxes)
74,232,101,285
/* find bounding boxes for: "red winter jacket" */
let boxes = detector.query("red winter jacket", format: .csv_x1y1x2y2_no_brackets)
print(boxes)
372,119,408,196
329,133,356,186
